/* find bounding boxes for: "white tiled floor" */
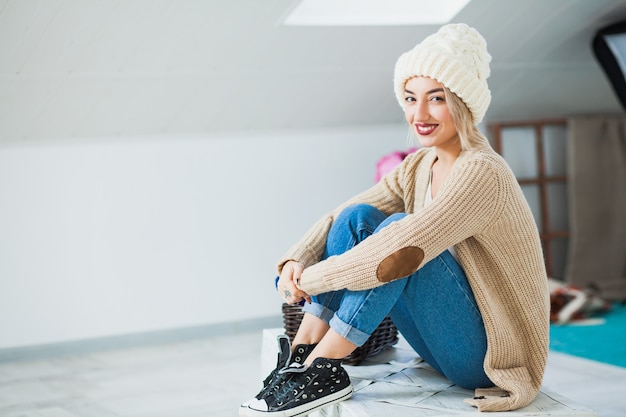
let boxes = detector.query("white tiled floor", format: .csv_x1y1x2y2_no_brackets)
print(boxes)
0,330,624,417
542,350,626,417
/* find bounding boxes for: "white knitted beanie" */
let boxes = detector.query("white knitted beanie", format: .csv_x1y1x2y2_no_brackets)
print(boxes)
394,23,491,124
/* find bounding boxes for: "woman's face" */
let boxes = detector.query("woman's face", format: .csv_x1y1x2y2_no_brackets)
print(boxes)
403,76,459,150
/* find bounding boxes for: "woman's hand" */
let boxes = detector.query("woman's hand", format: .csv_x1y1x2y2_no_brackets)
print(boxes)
277,261,311,304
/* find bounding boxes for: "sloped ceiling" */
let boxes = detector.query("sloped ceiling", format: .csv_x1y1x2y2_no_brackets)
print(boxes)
1,0,625,143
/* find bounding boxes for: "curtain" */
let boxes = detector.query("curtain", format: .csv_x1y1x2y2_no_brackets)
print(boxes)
566,116,626,300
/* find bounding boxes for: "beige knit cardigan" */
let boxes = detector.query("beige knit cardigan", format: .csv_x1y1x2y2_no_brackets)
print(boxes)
278,147,550,412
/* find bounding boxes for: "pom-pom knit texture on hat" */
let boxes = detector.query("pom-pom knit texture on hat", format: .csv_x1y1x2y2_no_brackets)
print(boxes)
394,23,492,124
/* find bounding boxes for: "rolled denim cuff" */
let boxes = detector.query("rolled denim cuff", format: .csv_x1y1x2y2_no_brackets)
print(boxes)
329,315,371,347
301,301,335,325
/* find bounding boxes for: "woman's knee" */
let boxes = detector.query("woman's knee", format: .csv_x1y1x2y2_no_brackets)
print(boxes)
329,204,386,244
335,204,380,224
374,212,407,232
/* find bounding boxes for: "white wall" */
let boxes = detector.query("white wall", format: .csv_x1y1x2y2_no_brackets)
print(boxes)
0,124,408,349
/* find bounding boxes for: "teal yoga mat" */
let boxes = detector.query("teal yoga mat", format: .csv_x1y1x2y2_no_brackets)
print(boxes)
549,303,626,368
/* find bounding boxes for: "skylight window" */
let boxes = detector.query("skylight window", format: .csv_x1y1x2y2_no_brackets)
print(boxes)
605,33,626,81
282,0,471,26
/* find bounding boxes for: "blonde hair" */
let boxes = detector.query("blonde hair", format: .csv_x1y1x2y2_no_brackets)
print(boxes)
443,86,491,151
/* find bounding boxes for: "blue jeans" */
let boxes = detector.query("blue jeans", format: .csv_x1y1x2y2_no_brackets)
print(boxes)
301,204,492,389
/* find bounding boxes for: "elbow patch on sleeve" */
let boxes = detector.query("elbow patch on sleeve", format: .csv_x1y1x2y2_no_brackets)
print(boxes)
376,246,425,283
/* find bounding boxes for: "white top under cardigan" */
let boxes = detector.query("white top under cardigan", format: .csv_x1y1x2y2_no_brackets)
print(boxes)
426,170,459,261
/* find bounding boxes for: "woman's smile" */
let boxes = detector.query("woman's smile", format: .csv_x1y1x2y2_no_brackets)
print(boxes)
415,123,438,135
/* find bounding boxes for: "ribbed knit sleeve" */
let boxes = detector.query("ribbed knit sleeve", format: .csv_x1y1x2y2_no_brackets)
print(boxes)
297,151,505,295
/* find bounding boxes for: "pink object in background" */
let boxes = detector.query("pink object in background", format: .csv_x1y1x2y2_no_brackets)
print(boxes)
375,148,417,182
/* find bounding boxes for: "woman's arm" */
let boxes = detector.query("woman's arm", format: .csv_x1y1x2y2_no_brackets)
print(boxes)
298,154,509,295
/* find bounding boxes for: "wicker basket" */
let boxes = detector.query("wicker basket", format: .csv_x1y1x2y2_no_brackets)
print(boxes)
281,303,399,365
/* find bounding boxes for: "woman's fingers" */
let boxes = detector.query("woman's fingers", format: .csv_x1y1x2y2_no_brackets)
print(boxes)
278,261,309,304
277,276,302,304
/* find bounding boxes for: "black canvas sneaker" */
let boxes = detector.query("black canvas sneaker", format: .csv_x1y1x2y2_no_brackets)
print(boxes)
239,335,316,415
243,357,353,417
